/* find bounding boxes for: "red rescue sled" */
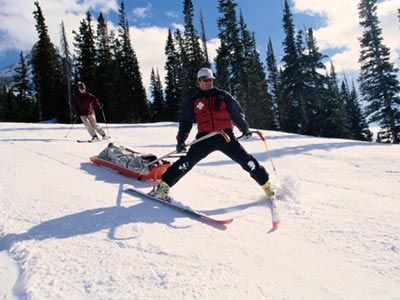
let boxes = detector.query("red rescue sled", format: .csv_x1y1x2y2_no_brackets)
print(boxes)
90,132,230,182
90,156,170,181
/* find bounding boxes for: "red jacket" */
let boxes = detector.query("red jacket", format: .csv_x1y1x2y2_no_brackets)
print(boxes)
177,88,249,143
73,92,100,116
193,95,233,132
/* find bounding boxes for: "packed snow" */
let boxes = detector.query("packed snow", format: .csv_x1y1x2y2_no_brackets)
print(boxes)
0,122,399,299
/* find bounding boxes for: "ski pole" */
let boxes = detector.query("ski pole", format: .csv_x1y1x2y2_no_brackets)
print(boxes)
145,130,231,168
100,106,110,137
238,130,277,174
253,130,277,174
125,147,186,158
64,116,79,138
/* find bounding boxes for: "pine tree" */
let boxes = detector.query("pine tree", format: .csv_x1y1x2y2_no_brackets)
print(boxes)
31,1,65,122
15,51,33,102
214,39,231,92
14,51,37,121
342,80,372,141
216,0,243,99
164,29,181,121
94,13,116,122
237,12,276,129
181,0,206,98
73,11,96,89
115,1,148,122
150,68,165,121
0,85,7,120
266,38,282,130
174,29,190,103
302,28,328,135
280,0,305,133
322,63,351,138
0,84,16,121
60,21,74,122
358,0,400,143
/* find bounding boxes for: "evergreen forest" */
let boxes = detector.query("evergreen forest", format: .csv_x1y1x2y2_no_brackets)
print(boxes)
1,0,399,143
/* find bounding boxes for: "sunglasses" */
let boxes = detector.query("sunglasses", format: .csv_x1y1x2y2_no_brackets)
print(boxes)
199,78,214,83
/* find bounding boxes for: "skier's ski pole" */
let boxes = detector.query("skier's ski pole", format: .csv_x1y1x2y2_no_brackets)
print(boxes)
100,106,110,137
64,116,79,138
145,130,231,167
253,130,277,174
238,130,277,174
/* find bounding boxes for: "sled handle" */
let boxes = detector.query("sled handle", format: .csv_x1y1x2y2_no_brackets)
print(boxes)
144,130,230,168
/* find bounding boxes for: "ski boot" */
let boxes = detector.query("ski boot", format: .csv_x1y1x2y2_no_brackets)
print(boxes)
261,180,275,199
150,181,171,202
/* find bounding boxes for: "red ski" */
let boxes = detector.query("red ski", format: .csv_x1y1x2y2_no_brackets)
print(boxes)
125,187,233,227
269,198,280,231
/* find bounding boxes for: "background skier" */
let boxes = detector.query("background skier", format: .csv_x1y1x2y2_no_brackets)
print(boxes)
73,81,108,141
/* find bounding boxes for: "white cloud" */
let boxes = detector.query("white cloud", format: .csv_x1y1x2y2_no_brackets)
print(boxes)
0,0,118,54
130,26,168,94
132,4,152,19
82,0,118,12
165,11,179,19
171,22,184,32
206,38,220,64
293,0,400,72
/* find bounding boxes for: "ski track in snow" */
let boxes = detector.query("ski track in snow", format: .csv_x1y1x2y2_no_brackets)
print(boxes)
0,122,399,299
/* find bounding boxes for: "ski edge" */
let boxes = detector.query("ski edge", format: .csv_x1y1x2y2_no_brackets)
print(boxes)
125,187,233,226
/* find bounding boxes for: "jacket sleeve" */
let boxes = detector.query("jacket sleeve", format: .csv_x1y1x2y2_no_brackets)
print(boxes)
176,99,194,143
223,91,249,134
90,94,101,109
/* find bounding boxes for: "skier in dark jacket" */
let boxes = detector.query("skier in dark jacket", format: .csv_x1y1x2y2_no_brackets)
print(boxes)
152,68,275,201
73,81,108,141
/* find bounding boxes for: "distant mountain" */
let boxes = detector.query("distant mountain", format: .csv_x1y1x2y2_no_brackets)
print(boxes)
0,53,33,88
0,63,17,87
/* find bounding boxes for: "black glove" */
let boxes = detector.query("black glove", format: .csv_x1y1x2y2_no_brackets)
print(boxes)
176,142,187,153
243,130,252,139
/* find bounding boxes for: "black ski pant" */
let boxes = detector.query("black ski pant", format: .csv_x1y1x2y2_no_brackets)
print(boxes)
162,131,269,187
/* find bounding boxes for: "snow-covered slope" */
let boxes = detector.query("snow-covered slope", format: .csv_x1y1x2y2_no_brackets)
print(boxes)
0,122,399,299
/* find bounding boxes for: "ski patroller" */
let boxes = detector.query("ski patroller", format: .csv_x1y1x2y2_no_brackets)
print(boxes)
125,187,234,227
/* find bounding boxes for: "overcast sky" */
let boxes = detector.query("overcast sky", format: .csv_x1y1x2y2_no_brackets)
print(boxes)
0,0,399,92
